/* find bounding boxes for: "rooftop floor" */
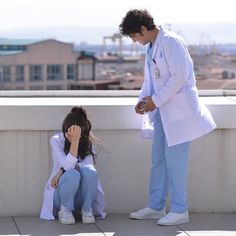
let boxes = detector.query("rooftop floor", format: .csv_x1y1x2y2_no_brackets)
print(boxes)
1,213,236,236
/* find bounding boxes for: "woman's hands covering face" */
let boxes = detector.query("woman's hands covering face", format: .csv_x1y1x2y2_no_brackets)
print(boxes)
65,125,81,142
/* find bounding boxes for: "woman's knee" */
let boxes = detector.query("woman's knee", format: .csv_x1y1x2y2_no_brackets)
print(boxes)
80,165,97,181
62,168,81,183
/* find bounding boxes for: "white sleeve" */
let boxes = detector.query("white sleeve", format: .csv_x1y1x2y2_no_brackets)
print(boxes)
139,78,149,101
152,37,190,107
50,135,78,171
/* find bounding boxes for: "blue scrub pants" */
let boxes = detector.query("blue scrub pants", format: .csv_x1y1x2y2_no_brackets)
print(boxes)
148,109,190,213
53,165,98,212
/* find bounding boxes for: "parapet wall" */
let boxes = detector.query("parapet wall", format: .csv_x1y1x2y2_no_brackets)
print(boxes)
0,91,235,216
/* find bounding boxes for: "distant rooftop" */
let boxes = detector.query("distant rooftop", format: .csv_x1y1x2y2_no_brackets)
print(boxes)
0,38,44,55
0,50,23,55
0,38,43,46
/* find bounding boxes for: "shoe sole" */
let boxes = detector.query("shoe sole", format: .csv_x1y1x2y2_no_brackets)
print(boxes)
83,220,95,224
59,220,75,225
130,214,165,220
157,219,189,226
82,217,95,224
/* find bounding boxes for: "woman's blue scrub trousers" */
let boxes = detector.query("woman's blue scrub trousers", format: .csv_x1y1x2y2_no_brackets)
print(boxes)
53,165,98,212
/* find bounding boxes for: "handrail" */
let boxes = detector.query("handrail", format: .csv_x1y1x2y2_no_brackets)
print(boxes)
0,89,236,97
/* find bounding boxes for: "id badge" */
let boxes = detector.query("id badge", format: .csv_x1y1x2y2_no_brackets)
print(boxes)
154,66,160,79
152,59,160,79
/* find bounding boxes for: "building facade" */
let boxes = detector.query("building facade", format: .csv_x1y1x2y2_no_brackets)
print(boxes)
0,39,96,90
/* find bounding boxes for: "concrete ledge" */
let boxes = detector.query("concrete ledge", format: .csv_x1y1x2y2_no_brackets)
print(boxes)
0,91,236,216
0,92,236,130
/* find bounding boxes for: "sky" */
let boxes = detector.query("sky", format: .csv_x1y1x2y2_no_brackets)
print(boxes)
0,0,235,44
0,0,235,29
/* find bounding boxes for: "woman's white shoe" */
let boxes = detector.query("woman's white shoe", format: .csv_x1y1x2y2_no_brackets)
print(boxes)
82,209,95,224
58,209,75,224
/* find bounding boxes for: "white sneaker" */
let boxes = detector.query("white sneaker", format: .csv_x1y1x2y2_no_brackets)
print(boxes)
58,209,75,225
82,209,95,224
157,211,189,225
129,207,166,220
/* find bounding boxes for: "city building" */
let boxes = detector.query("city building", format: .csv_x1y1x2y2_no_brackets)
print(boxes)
1,38,235,91
0,39,120,90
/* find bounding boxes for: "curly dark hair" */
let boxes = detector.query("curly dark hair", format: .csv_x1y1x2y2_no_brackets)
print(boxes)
119,9,156,36
62,106,96,162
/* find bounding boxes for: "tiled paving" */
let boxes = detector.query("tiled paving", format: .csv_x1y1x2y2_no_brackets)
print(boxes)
0,213,236,236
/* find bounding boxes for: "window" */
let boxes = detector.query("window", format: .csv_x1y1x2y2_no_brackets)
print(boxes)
30,65,43,81
47,65,63,80
29,86,44,90
15,87,25,90
0,67,2,82
0,66,11,82
78,61,93,80
68,85,95,90
16,65,24,82
81,85,94,90
67,64,76,80
47,85,64,90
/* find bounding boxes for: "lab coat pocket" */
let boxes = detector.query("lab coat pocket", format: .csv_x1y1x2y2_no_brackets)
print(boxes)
166,92,192,123
152,57,167,79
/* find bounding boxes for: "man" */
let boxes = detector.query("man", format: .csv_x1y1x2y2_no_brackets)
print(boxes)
119,9,216,226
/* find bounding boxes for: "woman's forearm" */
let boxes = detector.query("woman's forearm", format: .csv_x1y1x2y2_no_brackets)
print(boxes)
69,137,80,158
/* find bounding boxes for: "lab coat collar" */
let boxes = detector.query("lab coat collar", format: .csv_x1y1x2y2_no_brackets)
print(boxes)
151,25,164,58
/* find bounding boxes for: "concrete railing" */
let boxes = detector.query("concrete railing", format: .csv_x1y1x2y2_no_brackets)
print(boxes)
0,90,236,216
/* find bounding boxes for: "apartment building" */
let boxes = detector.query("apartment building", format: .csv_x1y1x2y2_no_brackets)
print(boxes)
0,39,97,90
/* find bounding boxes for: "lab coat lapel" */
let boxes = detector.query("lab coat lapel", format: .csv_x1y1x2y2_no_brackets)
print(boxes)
151,26,164,59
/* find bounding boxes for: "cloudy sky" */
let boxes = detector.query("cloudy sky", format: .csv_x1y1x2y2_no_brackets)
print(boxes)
0,0,235,29
0,0,235,44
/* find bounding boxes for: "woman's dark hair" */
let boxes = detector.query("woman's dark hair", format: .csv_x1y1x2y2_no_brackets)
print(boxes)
119,9,156,36
62,106,96,162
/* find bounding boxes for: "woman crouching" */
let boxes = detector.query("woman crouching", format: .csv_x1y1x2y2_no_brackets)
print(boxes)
40,106,106,224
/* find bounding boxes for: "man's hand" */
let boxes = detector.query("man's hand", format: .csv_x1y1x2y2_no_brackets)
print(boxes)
135,96,156,114
143,96,156,112
135,100,147,114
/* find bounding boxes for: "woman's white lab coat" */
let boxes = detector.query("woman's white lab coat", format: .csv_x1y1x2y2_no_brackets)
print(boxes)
40,132,106,220
140,26,216,146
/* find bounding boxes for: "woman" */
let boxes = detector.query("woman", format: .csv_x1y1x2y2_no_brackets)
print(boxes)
40,106,106,224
